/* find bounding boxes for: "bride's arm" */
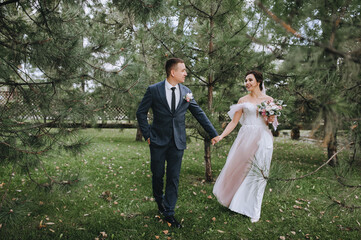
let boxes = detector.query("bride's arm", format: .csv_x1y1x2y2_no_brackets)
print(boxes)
215,109,243,143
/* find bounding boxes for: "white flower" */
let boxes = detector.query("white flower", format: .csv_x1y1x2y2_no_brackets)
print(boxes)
184,93,193,102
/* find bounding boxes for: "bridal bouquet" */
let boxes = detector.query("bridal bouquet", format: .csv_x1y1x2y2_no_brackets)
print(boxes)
257,99,285,117
257,99,285,131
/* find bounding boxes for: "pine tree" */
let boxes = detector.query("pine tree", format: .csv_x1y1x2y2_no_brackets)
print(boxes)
0,0,141,195
256,0,361,165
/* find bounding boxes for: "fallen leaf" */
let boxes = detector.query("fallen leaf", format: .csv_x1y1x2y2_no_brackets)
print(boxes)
212,217,216,221
293,205,302,209
163,230,169,234
45,222,55,225
38,220,46,229
207,195,213,199
280,236,286,240
49,228,55,233
155,235,160,239
193,191,197,196
291,231,296,235
217,230,225,233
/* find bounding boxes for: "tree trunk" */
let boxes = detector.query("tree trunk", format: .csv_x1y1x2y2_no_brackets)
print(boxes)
204,137,212,181
204,13,215,182
135,125,143,142
327,129,338,166
324,112,338,166
291,126,300,140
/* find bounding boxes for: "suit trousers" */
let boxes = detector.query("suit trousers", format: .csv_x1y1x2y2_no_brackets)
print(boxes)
150,139,184,216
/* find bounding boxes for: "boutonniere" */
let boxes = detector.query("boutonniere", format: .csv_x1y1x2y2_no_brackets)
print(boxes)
184,93,193,102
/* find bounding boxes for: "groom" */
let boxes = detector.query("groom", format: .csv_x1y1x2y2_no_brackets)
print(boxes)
136,58,218,228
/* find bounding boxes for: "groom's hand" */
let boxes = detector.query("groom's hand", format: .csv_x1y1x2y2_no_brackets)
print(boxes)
147,138,150,145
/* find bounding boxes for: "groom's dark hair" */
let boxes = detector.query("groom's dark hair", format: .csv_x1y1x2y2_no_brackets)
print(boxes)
165,58,185,77
245,70,263,91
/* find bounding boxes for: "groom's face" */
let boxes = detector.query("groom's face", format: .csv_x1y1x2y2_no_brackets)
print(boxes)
172,63,187,84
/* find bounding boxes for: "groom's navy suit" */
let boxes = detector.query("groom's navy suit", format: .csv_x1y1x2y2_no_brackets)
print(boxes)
136,80,218,216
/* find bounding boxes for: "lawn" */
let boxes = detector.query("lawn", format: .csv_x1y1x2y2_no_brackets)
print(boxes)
0,128,360,239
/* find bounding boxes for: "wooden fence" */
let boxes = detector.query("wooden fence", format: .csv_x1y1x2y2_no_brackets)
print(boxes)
0,90,136,127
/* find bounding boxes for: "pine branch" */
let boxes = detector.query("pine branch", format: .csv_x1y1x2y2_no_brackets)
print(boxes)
294,91,316,111
210,10,256,55
0,0,19,7
85,61,129,74
0,81,53,86
328,196,361,210
187,0,211,18
0,141,51,155
84,74,119,91
213,0,223,16
256,1,361,64
336,176,361,188
329,0,350,47
265,146,345,181
145,24,208,84
0,165,15,210
212,16,262,85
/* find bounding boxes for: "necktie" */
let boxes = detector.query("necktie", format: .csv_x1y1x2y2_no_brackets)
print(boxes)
171,87,176,113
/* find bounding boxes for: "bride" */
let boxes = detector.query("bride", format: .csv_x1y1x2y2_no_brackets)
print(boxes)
212,70,276,223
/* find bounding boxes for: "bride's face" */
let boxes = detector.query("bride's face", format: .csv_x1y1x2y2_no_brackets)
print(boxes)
245,74,260,92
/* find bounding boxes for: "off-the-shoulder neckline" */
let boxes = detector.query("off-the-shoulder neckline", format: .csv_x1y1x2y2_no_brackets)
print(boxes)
236,101,262,107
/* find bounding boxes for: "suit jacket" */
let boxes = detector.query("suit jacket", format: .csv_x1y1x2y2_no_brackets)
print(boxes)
136,80,218,150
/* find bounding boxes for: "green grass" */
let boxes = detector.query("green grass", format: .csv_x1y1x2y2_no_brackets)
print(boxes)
0,129,360,239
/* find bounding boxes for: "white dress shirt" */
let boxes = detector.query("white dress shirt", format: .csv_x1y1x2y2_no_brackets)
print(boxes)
165,79,180,111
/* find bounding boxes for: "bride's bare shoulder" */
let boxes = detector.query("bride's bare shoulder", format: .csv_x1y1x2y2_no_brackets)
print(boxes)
237,95,249,104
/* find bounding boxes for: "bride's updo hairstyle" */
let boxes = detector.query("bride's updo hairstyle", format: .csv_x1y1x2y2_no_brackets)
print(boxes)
245,70,263,91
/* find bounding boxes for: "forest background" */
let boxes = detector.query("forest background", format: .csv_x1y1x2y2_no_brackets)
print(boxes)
0,0,360,239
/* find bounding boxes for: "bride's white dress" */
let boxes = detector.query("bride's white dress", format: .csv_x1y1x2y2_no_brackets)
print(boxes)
213,102,273,220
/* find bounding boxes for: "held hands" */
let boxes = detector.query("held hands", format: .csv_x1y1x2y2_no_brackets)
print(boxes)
211,135,223,145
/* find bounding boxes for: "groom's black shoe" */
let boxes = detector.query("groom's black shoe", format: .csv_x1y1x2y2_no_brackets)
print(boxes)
156,201,165,215
164,215,182,228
